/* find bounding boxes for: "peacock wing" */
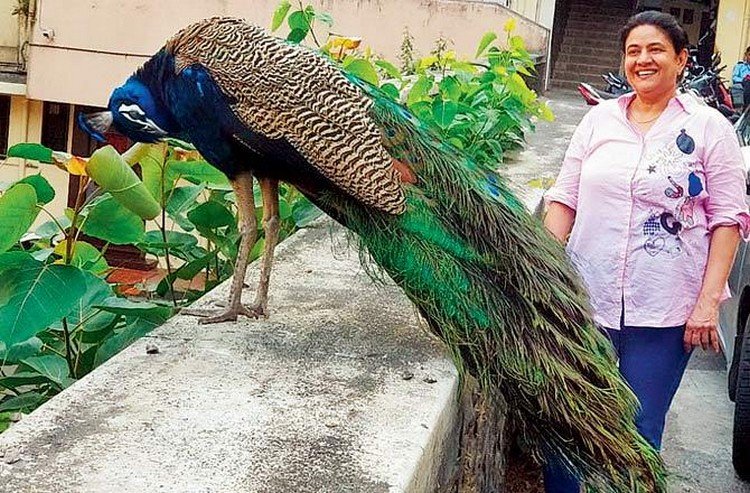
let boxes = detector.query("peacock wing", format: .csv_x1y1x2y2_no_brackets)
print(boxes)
166,17,406,215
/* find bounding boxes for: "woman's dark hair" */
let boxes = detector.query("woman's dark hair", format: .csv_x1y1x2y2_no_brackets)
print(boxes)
619,11,689,54
745,46,750,57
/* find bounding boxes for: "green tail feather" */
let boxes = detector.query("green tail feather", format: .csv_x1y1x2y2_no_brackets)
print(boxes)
313,82,668,492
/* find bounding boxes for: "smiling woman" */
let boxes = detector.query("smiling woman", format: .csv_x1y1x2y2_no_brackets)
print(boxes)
544,10,750,493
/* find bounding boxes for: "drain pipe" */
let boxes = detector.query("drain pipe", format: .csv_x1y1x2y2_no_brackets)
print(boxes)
543,1,557,92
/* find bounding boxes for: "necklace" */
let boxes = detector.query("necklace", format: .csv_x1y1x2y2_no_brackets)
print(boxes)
630,112,660,124
627,105,662,125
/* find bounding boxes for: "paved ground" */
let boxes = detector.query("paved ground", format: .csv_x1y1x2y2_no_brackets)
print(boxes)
507,89,750,493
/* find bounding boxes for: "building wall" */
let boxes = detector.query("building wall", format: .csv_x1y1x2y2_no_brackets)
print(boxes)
25,0,550,107
0,0,20,63
0,97,69,226
716,0,750,74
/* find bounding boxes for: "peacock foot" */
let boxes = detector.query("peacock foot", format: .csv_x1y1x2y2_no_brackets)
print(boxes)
180,303,267,324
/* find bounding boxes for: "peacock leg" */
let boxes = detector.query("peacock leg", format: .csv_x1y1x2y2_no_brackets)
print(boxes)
245,178,280,318
182,172,258,323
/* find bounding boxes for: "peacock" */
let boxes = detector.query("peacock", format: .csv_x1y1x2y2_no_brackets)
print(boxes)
80,17,667,492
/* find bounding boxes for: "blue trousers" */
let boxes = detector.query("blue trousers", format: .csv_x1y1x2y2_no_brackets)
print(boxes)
543,324,693,493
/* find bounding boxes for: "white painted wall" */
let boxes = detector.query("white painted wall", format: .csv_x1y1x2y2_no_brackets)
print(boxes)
25,0,550,106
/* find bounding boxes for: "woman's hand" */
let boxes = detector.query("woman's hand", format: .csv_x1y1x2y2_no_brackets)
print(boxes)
685,295,721,353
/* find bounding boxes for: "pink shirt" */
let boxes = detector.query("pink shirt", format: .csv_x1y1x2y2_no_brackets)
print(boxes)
546,93,750,329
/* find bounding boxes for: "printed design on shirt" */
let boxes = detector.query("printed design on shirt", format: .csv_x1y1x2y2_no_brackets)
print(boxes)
642,210,684,258
676,128,696,154
645,129,698,179
644,130,704,228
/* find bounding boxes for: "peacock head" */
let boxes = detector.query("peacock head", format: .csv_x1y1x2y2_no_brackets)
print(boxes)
79,77,175,144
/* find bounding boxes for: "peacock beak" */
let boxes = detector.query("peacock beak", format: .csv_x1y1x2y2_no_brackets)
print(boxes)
78,111,113,143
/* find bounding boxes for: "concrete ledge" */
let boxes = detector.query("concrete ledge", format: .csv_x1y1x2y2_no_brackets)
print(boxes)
0,221,460,493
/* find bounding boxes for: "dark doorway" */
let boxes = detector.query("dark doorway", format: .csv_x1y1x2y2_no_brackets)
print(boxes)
0,95,10,158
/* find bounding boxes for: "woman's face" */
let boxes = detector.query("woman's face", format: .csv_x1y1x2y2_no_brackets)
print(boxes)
624,25,687,100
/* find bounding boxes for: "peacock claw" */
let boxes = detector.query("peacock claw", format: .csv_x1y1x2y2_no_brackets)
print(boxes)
180,303,268,324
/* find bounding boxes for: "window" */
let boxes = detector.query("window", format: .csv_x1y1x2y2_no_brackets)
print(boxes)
0,95,10,158
41,102,70,152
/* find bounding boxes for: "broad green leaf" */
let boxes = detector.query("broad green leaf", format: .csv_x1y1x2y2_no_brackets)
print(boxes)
138,144,168,204
21,354,71,388
93,315,166,367
7,143,54,163
475,32,498,58
94,297,173,322
188,201,235,230
287,28,308,43
314,11,334,27
166,184,205,216
85,146,160,220
380,83,400,100
278,196,292,221
81,196,144,245
432,98,458,129
139,230,198,253
0,337,42,364
0,371,49,390
375,60,402,80
0,412,12,432
344,59,379,86
0,184,39,253
407,76,433,106
271,0,291,31
0,259,87,346
0,251,34,274
291,196,322,227
439,76,462,102
18,174,55,205
52,270,115,334
250,237,265,262
174,251,218,280
0,391,45,412
166,159,228,186
288,10,312,31
408,101,434,123
53,240,109,274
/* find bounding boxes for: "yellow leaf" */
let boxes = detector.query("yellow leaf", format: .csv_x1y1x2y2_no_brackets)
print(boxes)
418,55,439,70
503,18,517,33
328,35,362,50
66,157,88,176
527,177,556,189
540,103,555,122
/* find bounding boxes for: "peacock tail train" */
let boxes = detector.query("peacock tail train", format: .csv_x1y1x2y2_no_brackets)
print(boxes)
310,75,668,492
103,17,669,491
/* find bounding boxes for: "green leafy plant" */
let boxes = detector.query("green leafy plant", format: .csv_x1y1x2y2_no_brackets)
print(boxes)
0,140,321,431
270,2,553,165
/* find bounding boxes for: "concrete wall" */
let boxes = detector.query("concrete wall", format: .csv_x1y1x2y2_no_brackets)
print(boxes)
25,0,550,107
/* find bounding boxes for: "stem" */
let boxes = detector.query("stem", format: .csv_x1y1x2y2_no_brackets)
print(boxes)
160,167,178,307
36,206,68,236
61,318,76,379
299,0,321,47
66,176,89,264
